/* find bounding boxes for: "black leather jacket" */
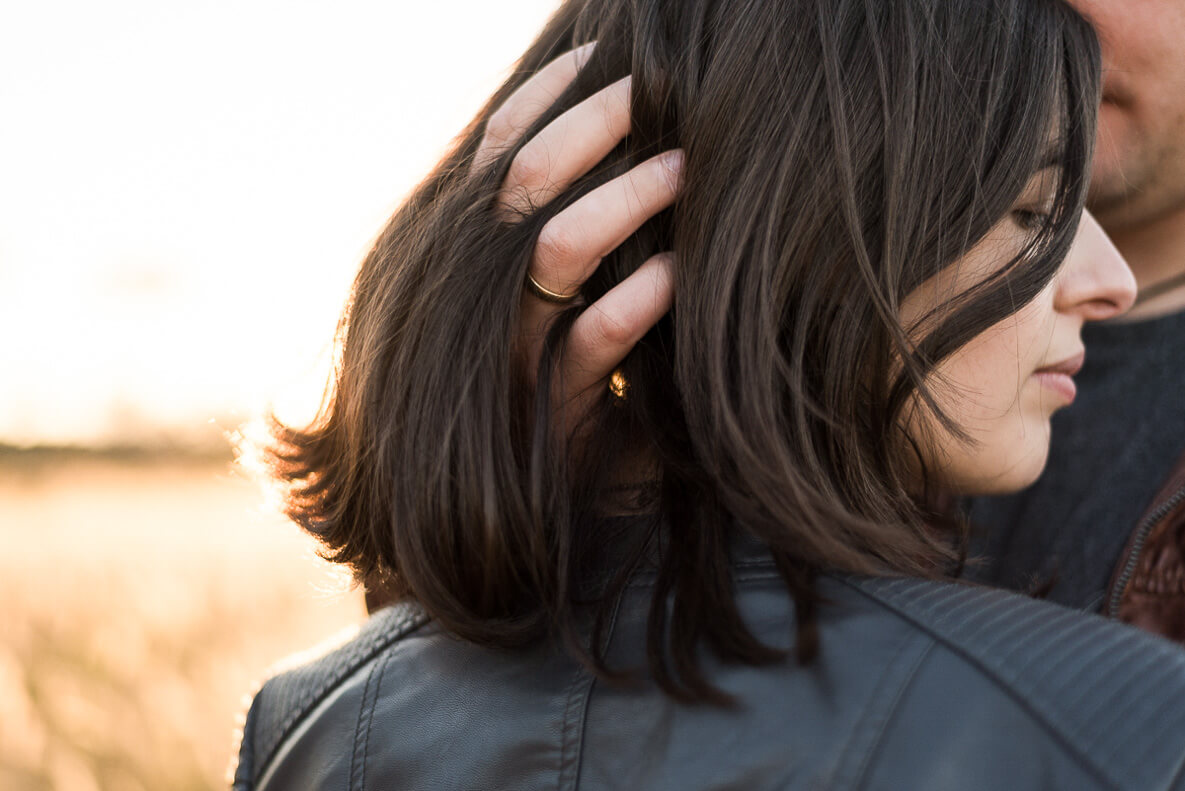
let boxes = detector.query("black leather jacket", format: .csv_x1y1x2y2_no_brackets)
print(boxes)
233,543,1185,790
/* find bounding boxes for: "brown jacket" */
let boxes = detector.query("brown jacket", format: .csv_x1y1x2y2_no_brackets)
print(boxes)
1108,452,1185,641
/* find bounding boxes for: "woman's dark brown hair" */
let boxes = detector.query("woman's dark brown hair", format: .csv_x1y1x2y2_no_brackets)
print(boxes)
268,0,1101,701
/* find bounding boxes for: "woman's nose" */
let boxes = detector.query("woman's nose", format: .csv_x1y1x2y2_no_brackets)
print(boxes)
1054,210,1137,321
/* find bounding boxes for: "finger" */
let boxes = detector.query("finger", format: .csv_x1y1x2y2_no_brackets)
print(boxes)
474,42,597,172
528,149,683,297
497,76,632,218
517,149,682,368
561,253,675,402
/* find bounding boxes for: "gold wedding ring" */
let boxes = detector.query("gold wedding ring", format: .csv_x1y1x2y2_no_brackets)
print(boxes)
525,271,581,304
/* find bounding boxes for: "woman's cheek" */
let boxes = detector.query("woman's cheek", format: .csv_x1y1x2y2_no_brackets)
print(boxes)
925,309,1055,493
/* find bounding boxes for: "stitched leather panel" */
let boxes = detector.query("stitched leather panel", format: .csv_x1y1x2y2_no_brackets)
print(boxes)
348,647,391,790
576,574,940,790
247,602,429,788
848,577,1185,790
238,567,1185,790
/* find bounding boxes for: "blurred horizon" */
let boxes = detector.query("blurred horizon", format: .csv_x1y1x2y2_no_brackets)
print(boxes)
1,4,565,788
0,0,560,450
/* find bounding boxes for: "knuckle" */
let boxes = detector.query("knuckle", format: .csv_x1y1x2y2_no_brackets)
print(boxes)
506,144,552,194
588,306,633,349
646,156,680,199
534,222,582,271
483,107,518,151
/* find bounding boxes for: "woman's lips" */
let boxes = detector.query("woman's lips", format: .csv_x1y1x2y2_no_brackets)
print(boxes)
1034,371,1077,403
1033,350,1085,405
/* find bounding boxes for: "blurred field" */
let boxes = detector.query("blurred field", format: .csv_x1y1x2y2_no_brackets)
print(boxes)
0,451,366,790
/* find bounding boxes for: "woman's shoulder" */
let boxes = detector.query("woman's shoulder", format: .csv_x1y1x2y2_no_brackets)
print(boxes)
231,602,430,790
825,575,1185,790
231,574,1185,791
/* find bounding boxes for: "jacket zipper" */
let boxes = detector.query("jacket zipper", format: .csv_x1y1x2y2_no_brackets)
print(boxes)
1106,484,1185,617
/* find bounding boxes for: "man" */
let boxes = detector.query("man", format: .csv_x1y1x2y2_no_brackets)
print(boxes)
968,0,1185,635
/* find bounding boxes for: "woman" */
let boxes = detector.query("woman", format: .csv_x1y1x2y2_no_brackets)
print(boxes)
233,0,1185,788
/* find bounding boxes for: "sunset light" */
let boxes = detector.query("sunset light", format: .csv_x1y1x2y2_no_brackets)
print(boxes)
1,0,559,448
2,3,561,788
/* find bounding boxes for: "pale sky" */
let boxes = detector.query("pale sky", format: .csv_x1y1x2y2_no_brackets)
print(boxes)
0,0,560,446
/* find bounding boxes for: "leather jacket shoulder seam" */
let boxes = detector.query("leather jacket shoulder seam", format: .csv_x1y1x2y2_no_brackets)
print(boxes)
349,645,393,790
832,633,935,791
830,576,1122,790
254,604,431,788
557,665,597,791
557,588,632,791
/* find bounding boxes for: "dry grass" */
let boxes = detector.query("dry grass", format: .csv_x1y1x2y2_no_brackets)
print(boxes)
0,455,365,790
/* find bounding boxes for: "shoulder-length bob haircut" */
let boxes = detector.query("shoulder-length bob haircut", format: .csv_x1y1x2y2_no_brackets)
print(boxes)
269,0,1100,700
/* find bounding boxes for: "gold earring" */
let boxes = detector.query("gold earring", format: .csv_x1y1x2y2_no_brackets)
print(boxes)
609,369,629,400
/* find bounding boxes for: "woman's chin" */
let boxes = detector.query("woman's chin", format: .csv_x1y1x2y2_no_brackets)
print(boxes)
958,445,1051,496
931,423,1051,496
922,413,1052,497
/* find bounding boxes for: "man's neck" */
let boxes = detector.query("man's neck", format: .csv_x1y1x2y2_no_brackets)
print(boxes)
1104,203,1185,320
